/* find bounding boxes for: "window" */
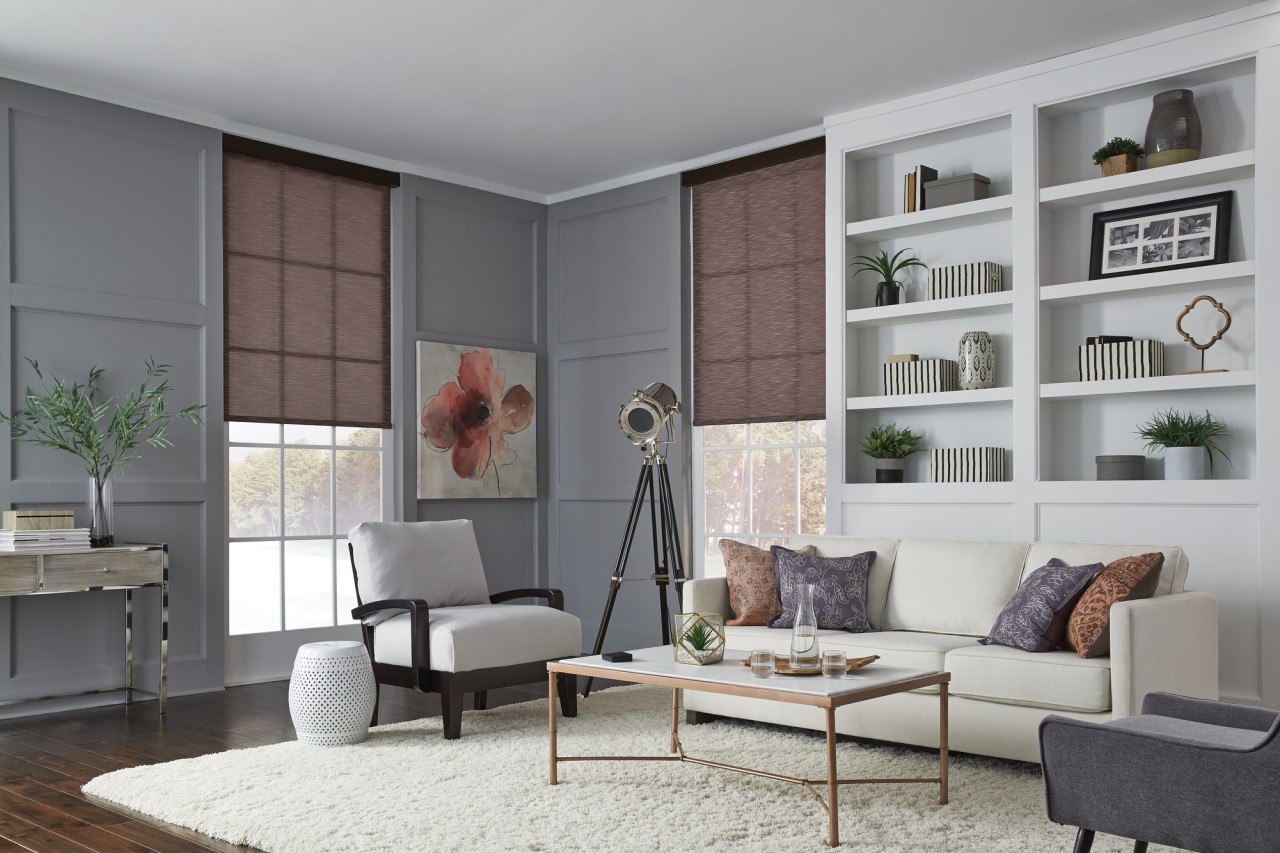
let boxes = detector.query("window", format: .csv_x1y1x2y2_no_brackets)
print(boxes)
694,420,826,576
227,422,384,635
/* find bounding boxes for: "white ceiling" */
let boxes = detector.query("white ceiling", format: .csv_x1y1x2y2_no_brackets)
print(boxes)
0,0,1264,202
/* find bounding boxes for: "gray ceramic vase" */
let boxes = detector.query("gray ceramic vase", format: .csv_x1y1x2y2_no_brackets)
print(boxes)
1144,89,1202,168
958,331,995,390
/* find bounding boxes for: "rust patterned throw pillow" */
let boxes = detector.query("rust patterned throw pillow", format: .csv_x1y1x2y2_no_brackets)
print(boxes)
1066,552,1165,658
720,540,817,626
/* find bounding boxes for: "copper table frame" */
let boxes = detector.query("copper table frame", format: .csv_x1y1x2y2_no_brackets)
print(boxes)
546,657,949,848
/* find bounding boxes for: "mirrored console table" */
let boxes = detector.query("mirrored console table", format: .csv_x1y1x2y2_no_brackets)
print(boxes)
0,543,167,713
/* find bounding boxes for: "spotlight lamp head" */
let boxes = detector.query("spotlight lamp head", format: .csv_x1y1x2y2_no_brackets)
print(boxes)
619,382,681,447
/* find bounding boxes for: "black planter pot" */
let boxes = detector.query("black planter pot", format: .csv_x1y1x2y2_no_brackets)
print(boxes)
875,468,905,483
876,286,901,307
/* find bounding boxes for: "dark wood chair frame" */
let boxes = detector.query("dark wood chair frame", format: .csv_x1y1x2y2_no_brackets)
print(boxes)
348,544,577,739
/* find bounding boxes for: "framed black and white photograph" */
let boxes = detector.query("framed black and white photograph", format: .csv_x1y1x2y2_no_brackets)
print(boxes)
1088,190,1233,280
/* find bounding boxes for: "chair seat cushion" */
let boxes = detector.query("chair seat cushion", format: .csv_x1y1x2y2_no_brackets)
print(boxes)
372,604,582,673
1106,714,1270,750
946,644,1111,712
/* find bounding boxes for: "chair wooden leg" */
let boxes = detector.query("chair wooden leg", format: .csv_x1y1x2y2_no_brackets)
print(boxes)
440,675,464,740
369,683,380,727
473,690,488,711
1073,829,1095,853
557,674,577,717
1132,843,1148,853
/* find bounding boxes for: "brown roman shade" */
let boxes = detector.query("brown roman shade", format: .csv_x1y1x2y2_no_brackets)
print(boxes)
689,141,825,426
223,136,396,428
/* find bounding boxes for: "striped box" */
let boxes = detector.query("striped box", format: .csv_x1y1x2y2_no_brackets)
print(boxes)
930,447,1007,483
928,262,1002,300
883,359,959,395
1077,340,1164,381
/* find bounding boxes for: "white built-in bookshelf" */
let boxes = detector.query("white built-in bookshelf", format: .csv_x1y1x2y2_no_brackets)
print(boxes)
823,9,1280,705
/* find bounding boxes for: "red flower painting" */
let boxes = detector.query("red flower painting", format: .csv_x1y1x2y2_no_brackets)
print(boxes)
419,348,533,492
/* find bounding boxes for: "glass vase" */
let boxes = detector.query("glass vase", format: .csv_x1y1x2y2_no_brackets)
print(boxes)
789,583,820,671
88,476,114,547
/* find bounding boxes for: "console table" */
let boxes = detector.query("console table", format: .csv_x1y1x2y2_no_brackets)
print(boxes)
0,543,167,713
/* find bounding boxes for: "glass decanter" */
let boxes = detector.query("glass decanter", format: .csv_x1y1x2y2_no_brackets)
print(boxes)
789,582,820,671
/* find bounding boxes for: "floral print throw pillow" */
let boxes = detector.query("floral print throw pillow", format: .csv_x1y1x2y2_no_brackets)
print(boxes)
979,558,1103,653
720,540,817,626
767,547,876,633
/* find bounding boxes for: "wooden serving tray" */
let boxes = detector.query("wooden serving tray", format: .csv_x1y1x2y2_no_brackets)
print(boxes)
739,654,879,676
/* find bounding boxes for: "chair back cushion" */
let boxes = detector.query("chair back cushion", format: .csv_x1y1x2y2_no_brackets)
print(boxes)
348,520,491,608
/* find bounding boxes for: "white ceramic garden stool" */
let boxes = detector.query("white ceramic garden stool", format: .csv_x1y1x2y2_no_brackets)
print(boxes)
288,641,377,746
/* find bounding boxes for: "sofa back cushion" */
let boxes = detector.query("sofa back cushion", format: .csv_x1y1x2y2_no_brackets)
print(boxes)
881,538,1029,636
787,535,899,629
1021,542,1187,596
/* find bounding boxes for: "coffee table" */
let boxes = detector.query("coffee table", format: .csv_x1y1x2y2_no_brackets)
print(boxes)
547,646,950,847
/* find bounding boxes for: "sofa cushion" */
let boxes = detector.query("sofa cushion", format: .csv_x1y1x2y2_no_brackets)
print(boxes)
946,644,1112,713
372,604,581,673
720,539,817,626
1022,541,1187,597
881,538,1029,636
1066,552,1165,658
349,519,491,611
789,535,899,629
980,558,1102,653
768,547,875,632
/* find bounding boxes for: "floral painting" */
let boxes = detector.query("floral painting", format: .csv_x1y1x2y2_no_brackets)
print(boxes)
417,342,536,499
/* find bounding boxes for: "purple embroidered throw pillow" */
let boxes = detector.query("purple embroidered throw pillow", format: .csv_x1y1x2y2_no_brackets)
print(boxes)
767,547,876,633
980,558,1104,653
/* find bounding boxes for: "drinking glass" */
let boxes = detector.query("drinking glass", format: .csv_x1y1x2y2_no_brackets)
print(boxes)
750,649,776,678
822,650,847,678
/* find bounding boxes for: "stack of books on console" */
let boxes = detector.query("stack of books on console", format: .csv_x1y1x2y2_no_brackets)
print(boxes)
0,529,91,551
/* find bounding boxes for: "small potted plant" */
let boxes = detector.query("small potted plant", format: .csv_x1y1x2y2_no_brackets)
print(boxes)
849,248,926,307
672,613,725,665
1092,137,1145,177
1136,409,1229,480
861,423,923,483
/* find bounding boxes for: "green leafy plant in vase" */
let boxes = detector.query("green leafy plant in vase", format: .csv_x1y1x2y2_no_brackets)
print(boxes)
861,423,923,483
849,248,926,307
0,358,205,546
1092,137,1145,177
1135,409,1229,481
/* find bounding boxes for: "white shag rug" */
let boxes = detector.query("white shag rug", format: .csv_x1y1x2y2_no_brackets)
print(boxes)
84,685,1171,853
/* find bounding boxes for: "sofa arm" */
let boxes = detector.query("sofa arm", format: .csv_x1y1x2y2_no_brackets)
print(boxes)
684,577,731,623
1109,590,1217,718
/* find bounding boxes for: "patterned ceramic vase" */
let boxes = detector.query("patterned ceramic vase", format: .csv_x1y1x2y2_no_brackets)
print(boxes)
958,331,995,390
1144,89,1202,168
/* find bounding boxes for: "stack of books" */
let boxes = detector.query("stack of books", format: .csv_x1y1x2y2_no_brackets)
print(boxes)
902,165,938,214
0,528,91,551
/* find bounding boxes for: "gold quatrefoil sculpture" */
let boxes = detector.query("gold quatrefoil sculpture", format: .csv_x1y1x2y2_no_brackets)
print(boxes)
1175,294,1231,374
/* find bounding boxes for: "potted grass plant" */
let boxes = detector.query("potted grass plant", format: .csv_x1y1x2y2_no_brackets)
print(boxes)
0,357,205,546
1092,137,1145,177
861,423,923,483
1136,409,1229,480
849,248,926,307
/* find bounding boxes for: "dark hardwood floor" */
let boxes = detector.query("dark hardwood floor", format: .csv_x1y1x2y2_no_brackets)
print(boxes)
0,680,548,852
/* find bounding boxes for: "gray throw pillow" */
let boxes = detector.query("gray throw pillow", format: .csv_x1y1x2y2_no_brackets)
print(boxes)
768,547,876,633
980,558,1103,653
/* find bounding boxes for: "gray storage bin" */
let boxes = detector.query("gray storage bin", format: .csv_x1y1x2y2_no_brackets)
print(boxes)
1096,455,1145,480
924,172,990,208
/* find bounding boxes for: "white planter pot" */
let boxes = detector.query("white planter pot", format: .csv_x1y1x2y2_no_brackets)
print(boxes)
1164,446,1206,480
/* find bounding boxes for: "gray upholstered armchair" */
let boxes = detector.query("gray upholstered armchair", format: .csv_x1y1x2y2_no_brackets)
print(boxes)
1040,692,1280,853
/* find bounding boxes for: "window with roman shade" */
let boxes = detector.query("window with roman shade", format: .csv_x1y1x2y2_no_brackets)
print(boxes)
223,136,398,428
686,139,825,426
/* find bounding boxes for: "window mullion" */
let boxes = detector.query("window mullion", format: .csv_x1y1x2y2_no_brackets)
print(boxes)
278,439,287,632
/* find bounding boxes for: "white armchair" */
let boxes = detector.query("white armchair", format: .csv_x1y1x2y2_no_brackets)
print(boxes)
347,519,581,739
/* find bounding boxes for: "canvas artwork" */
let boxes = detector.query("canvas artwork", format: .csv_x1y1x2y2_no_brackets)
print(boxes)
416,342,536,499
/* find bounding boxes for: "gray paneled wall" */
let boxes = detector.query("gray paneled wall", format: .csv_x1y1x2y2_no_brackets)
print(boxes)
547,176,687,652
397,176,548,594
0,79,224,712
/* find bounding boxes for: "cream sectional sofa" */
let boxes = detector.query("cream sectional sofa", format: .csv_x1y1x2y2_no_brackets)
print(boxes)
683,536,1218,763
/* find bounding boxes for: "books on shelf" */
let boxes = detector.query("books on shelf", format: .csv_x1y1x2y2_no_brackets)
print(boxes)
0,528,91,551
902,165,938,213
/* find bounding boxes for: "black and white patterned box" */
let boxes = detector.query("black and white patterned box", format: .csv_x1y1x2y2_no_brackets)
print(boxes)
1077,340,1164,381
929,447,1007,482
883,359,959,395
928,262,1002,300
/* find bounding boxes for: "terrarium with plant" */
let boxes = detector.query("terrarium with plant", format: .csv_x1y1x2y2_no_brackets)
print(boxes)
673,612,725,665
